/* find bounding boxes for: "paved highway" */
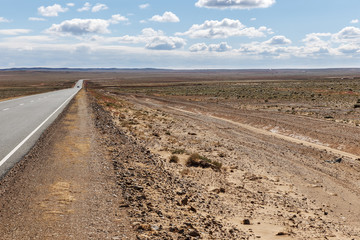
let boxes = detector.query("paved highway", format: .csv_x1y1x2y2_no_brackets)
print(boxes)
0,80,83,178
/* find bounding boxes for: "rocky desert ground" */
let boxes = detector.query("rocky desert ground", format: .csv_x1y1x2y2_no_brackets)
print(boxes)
1,70,360,239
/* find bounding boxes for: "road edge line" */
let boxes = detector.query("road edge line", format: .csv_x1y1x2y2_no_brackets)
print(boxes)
0,90,80,167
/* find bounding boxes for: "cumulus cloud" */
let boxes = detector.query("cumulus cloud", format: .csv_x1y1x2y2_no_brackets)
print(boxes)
67,3,75,7
337,44,360,54
145,36,186,50
149,12,180,23
177,18,272,39
189,43,208,52
78,2,91,12
265,35,291,45
92,3,108,12
29,17,46,21
195,0,276,9
333,26,360,42
124,28,186,50
46,14,129,36
0,29,31,35
46,19,110,35
238,41,290,57
0,17,10,23
139,3,150,9
189,42,232,52
302,33,331,47
351,19,359,24
92,28,186,51
109,14,129,24
38,4,68,17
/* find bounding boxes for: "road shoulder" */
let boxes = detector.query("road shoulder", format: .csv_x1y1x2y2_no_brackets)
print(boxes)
0,90,133,239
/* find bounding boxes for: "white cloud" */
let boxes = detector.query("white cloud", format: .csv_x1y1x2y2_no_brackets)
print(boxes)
302,33,331,48
250,18,257,21
0,17,10,23
265,35,292,45
46,19,110,35
67,3,75,7
92,3,108,13
139,3,150,9
351,19,359,24
177,18,272,39
189,42,232,52
209,42,232,52
149,12,180,23
38,4,68,17
189,43,208,52
109,14,129,24
91,28,186,51
29,17,46,21
145,36,186,50
195,0,276,9
333,26,360,42
337,44,360,54
0,29,31,35
78,2,91,12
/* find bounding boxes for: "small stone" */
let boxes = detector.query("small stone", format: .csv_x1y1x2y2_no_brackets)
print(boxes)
133,185,144,191
189,206,197,213
136,224,152,231
181,197,189,205
189,230,200,237
242,219,251,225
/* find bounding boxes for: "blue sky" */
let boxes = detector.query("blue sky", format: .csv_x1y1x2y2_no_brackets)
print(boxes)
1,0,360,69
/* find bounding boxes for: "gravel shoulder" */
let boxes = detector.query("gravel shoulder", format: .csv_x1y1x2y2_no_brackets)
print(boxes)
0,90,133,239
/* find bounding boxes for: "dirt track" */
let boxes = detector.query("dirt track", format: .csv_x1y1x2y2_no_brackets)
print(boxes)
103,92,360,239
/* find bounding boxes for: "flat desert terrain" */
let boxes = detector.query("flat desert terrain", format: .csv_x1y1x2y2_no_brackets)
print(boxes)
1,69,360,239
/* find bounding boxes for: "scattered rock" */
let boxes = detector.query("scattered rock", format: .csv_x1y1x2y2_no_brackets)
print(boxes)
181,197,189,206
189,230,201,237
325,158,342,164
136,224,152,231
242,219,251,225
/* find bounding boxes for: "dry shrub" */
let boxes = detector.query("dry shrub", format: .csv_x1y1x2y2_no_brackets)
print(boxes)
169,155,179,163
186,153,222,171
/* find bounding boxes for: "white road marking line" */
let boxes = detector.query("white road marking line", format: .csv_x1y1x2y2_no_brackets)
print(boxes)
0,90,79,168
19,103,24,106
2,108,10,111
30,100,34,103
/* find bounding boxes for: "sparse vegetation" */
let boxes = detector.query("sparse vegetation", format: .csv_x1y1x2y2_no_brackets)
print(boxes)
172,148,187,155
186,153,222,171
169,155,179,163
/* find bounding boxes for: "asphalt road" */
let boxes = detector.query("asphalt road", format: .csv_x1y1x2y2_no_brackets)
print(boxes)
0,80,83,178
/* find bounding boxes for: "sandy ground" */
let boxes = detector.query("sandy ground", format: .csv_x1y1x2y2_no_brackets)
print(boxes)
92,90,360,239
1,87,359,239
0,91,133,239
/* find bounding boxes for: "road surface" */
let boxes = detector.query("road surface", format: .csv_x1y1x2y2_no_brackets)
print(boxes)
0,80,83,178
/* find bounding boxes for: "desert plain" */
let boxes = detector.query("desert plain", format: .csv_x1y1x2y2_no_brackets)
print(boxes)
0,69,360,239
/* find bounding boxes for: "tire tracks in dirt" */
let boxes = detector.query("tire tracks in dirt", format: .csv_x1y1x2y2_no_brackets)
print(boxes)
123,94,360,234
